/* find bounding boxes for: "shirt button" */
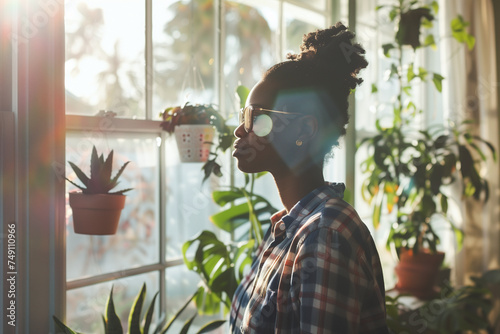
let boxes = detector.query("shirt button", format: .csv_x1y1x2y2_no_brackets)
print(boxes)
279,223,286,231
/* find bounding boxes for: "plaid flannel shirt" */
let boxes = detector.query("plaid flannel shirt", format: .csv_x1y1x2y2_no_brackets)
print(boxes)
229,183,388,333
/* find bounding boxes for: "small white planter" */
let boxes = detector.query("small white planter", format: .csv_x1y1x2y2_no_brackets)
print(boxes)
173,124,215,163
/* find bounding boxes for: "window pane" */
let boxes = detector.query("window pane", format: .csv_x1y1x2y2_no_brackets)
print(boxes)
152,0,216,118
66,134,160,280
284,3,326,56
164,137,220,260
66,272,159,333
65,0,146,118
165,265,227,333
223,0,278,107
289,0,326,11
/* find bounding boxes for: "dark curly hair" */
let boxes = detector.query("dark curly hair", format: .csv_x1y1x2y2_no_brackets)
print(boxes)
262,22,368,158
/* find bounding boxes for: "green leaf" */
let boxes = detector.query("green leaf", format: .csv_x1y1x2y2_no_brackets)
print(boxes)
440,194,448,215
431,1,439,14
417,67,428,80
472,135,497,161
105,286,123,334
407,63,415,82
402,86,412,96
421,17,433,29
142,292,158,334
372,183,384,229
424,34,436,49
210,202,250,231
382,43,394,57
161,290,198,333
389,8,398,21
254,172,268,179
236,85,250,109
68,161,90,188
451,15,475,50
109,161,131,192
371,83,378,93
388,63,398,80
196,320,227,333
195,286,225,315
233,240,255,280
201,159,222,183
102,150,114,189
465,34,476,50
469,142,487,161
53,316,80,334
432,73,444,92
406,101,416,113
128,283,146,334
179,314,197,334
65,177,87,192
212,189,245,206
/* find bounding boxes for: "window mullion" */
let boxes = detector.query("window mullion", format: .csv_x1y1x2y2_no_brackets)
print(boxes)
158,132,167,319
146,0,153,120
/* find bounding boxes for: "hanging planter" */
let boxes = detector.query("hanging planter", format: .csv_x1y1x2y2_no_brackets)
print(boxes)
173,124,215,162
66,146,133,236
160,102,233,180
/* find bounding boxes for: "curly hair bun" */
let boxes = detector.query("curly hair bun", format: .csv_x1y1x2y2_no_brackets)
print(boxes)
263,22,368,156
287,22,368,90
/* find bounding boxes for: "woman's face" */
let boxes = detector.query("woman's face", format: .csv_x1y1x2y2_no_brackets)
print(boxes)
232,80,302,174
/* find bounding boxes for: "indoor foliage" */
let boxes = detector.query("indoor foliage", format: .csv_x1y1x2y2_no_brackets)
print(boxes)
54,283,225,334
358,0,496,255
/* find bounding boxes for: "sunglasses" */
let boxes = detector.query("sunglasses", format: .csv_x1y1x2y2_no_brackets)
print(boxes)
239,105,302,137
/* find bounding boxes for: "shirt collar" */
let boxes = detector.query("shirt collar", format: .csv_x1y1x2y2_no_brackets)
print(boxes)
270,182,345,237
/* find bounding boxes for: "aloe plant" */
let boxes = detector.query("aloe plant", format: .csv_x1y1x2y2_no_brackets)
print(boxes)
53,283,226,334
66,145,133,195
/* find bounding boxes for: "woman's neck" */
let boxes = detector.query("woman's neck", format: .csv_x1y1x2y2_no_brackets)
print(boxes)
272,166,325,213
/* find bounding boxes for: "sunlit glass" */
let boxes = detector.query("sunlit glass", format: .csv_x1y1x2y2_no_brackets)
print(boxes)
239,105,302,137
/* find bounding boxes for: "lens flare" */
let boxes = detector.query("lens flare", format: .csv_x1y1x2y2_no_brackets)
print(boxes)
253,114,273,137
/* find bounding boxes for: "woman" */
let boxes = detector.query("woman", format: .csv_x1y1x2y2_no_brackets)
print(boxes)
230,23,388,333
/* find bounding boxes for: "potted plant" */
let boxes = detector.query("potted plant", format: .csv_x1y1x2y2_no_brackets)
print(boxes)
358,0,497,298
66,145,133,235
385,269,500,333
54,283,226,333
160,102,232,168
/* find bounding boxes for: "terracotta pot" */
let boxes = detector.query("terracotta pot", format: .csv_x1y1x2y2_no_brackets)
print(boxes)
69,193,126,235
174,124,215,162
395,248,445,299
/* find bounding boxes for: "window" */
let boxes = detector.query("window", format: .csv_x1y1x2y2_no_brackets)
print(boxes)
64,0,333,331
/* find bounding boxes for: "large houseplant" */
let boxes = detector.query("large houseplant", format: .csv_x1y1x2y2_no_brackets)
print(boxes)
358,0,496,298
160,103,232,180
66,145,133,235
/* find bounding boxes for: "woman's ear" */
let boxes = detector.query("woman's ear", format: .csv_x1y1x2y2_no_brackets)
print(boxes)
296,115,318,143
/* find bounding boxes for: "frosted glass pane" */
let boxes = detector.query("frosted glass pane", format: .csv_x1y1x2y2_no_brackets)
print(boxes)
66,272,159,333
66,134,160,280
164,137,220,260
152,0,217,119
222,0,278,119
289,0,326,11
165,265,227,333
284,3,326,56
65,0,146,118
